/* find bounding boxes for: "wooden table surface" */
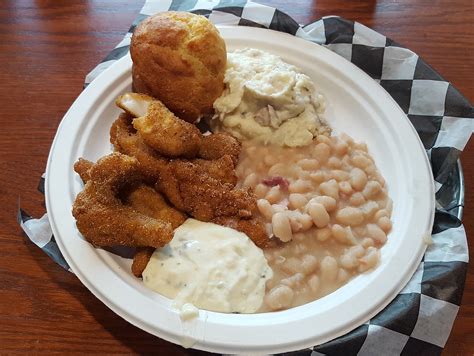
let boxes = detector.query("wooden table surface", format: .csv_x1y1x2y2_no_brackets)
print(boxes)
0,0,472,354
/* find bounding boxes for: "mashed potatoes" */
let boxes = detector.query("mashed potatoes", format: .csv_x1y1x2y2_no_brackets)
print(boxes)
212,48,330,147
142,219,273,313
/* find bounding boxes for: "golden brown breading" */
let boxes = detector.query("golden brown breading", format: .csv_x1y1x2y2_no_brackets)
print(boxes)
74,158,93,183
212,216,271,248
124,185,187,277
131,247,155,278
132,100,202,158
131,11,227,123
156,158,256,221
72,153,174,248
110,114,168,182
123,184,186,229
198,132,241,165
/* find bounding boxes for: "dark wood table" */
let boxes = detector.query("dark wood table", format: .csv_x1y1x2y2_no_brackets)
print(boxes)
1,0,472,354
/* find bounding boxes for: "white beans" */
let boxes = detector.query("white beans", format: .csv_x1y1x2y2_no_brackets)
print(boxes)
374,209,389,220
367,224,387,244
309,196,337,212
350,168,367,191
340,254,358,269
313,143,331,163
319,179,339,199
289,193,308,210
358,247,380,272
320,256,338,282
339,181,353,195
298,159,319,170
308,275,320,293
310,171,326,183
361,237,375,248
334,141,348,156
254,183,269,199
266,186,283,204
257,199,273,220
330,170,350,182
360,201,379,219
377,216,392,232
266,285,294,310
350,192,365,206
281,273,305,287
289,179,313,193
301,254,319,274
327,156,342,169
331,224,356,245
363,181,382,199
307,202,330,228
242,173,258,188
315,227,331,241
268,163,286,176
235,134,393,312
351,154,371,168
336,207,364,226
272,212,293,242
282,257,303,274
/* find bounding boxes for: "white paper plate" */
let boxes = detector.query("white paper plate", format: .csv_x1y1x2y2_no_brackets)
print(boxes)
45,26,435,354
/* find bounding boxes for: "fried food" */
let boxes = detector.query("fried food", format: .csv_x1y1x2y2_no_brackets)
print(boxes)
132,100,202,158
74,158,93,182
110,114,168,182
130,11,227,122
124,185,186,277
116,92,152,118
132,247,155,278
199,132,241,165
72,153,174,248
123,184,185,229
156,158,256,221
212,216,271,248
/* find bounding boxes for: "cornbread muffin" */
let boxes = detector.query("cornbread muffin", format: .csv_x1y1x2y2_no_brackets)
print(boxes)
131,11,227,123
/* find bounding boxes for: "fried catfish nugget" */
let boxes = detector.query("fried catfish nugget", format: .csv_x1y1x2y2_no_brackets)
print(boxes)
110,114,168,182
199,132,241,165
124,185,186,228
133,100,202,158
157,157,256,221
124,185,186,277
72,153,174,248
212,216,271,248
74,158,93,182
132,247,155,278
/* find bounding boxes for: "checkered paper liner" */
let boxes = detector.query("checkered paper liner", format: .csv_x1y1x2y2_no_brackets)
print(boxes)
18,1,473,355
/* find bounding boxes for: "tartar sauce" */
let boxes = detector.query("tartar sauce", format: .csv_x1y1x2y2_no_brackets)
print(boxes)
142,219,273,313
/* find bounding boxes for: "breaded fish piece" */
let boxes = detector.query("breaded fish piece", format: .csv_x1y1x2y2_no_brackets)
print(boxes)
75,158,186,277
199,132,241,165
72,153,174,248
131,247,155,278
110,114,168,182
156,158,256,221
111,115,239,211
132,100,202,158
212,216,271,248
124,185,186,277
124,184,186,229
74,158,93,182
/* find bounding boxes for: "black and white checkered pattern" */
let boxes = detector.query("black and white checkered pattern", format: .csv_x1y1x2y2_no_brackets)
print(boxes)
19,1,472,355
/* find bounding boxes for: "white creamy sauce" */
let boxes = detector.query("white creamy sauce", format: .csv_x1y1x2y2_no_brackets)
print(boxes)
143,219,273,313
178,303,199,321
212,48,329,147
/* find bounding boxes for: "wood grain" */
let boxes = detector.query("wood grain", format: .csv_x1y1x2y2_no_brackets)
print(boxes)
0,0,472,354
